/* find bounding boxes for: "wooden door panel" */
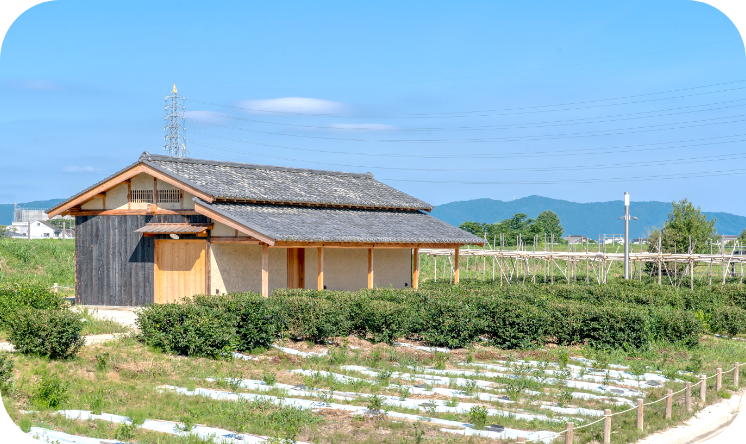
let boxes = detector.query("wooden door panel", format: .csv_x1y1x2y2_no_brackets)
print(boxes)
155,240,206,303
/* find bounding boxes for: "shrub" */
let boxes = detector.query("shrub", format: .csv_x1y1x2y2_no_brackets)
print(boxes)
478,296,547,349
0,352,13,392
0,282,65,327
418,295,485,348
135,303,235,358
648,307,704,347
546,301,650,350
709,306,746,337
6,308,84,359
192,292,277,351
358,299,411,344
31,373,68,409
270,294,350,342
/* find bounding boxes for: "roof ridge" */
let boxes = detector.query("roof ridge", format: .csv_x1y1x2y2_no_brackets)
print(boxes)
140,152,374,179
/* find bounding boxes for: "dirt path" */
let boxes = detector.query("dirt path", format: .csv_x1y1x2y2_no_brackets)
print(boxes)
636,389,745,444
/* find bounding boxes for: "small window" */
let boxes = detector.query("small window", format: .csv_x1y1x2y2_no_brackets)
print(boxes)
130,190,153,203
43,233,49,237
157,189,181,203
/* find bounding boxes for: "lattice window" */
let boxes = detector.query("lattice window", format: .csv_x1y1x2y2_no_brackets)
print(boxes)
130,190,153,203
158,189,181,203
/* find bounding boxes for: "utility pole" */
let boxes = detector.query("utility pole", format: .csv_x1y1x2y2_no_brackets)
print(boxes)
620,192,638,279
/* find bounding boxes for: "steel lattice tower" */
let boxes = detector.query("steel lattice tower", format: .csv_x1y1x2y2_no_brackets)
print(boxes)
164,84,187,157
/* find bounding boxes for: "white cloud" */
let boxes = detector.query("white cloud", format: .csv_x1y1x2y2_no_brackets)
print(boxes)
237,97,346,115
328,123,398,131
184,110,225,123
63,166,98,173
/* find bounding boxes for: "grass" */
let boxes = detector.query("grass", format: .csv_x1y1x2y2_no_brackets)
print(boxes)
0,239,75,288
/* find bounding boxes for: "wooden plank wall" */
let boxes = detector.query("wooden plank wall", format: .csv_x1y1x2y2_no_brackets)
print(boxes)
75,214,208,306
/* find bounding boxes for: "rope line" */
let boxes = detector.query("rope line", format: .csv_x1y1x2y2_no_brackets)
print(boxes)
610,405,638,416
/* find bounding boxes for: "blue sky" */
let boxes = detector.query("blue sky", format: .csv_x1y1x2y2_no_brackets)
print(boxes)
1,0,745,214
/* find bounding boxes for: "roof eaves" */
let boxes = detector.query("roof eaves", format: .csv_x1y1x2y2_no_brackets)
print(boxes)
193,198,278,244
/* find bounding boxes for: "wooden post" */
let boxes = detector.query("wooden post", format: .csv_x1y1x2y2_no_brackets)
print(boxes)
666,389,673,419
690,258,694,291
261,244,269,298
565,422,573,444
317,247,324,290
206,234,211,295
153,176,158,206
27,220,31,241
368,248,374,289
454,246,460,284
637,398,643,430
412,247,419,289
658,238,662,285
716,368,722,392
685,382,692,412
127,180,131,210
603,409,611,444
53,283,58,293
62,221,65,241
516,438,525,444
735,362,740,388
700,374,707,404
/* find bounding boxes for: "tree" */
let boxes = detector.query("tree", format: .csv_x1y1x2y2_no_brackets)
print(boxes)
459,211,565,246
534,211,564,239
739,229,746,245
647,199,716,254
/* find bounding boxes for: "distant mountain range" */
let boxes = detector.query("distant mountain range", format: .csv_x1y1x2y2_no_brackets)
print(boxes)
431,196,746,239
0,199,64,225
4,196,745,240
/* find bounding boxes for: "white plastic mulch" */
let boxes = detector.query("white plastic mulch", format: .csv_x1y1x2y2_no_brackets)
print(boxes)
27,426,124,444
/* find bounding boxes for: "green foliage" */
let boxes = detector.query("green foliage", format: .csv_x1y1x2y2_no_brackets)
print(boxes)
135,302,235,358
269,292,351,342
0,239,75,287
0,282,65,328
459,211,564,246
709,306,746,337
31,372,68,409
6,308,84,359
418,294,485,348
468,405,489,429
647,199,717,255
0,352,14,392
18,417,32,434
113,421,137,441
192,293,277,351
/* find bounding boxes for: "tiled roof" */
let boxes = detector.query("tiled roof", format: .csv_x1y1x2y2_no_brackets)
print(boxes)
198,200,484,244
141,153,432,210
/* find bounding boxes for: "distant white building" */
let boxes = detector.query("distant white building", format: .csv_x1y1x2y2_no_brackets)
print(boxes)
8,220,74,239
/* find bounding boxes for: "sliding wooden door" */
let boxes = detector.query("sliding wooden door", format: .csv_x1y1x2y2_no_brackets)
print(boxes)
154,240,206,303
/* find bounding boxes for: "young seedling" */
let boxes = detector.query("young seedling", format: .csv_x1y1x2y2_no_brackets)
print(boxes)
262,370,277,386
468,405,489,430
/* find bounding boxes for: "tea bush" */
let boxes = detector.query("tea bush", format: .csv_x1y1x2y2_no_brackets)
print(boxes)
0,282,65,327
708,305,746,337
6,308,84,359
192,293,277,351
136,303,235,358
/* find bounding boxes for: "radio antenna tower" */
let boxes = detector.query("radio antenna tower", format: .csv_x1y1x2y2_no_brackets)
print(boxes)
164,84,187,157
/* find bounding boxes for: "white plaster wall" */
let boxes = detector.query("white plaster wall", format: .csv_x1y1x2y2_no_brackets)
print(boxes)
105,183,129,210
81,198,103,210
324,248,368,291
130,173,153,210
210,244,287,295
210,221,249,237
302,247,411,290
373,248,412,289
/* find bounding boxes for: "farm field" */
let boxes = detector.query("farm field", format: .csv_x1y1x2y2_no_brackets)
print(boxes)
3,239,746,442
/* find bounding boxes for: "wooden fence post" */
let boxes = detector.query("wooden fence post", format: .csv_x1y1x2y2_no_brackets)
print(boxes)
700,374,707,404
735,363,740,388
53,283,58,293
685,382,691,412
603,409,611,444
517,438,525,443
565,422,573,444
637,398,643,430
666,389,673,419
716,368,722,392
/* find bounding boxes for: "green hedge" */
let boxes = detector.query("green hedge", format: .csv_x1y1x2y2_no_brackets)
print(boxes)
0,282,65,328
6,308,84,359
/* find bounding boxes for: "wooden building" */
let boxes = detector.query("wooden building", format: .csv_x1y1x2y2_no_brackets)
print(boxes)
47,153,482,305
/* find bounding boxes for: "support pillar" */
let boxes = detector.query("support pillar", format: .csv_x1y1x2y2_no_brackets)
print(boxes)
565,422,573,444
665,389,673,419
637,398,643,430
603,409,611,444
368,248,374,289
454,246,460,284
317,247,324,290
261,244,269,298
412,247,419,289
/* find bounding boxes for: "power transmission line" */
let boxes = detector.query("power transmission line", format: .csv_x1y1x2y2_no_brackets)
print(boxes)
189,112,746,143
188,130,746,159
189,79,746,119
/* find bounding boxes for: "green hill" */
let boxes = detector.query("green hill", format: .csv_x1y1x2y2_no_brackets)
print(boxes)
431,196,746,239
0,199,65,225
